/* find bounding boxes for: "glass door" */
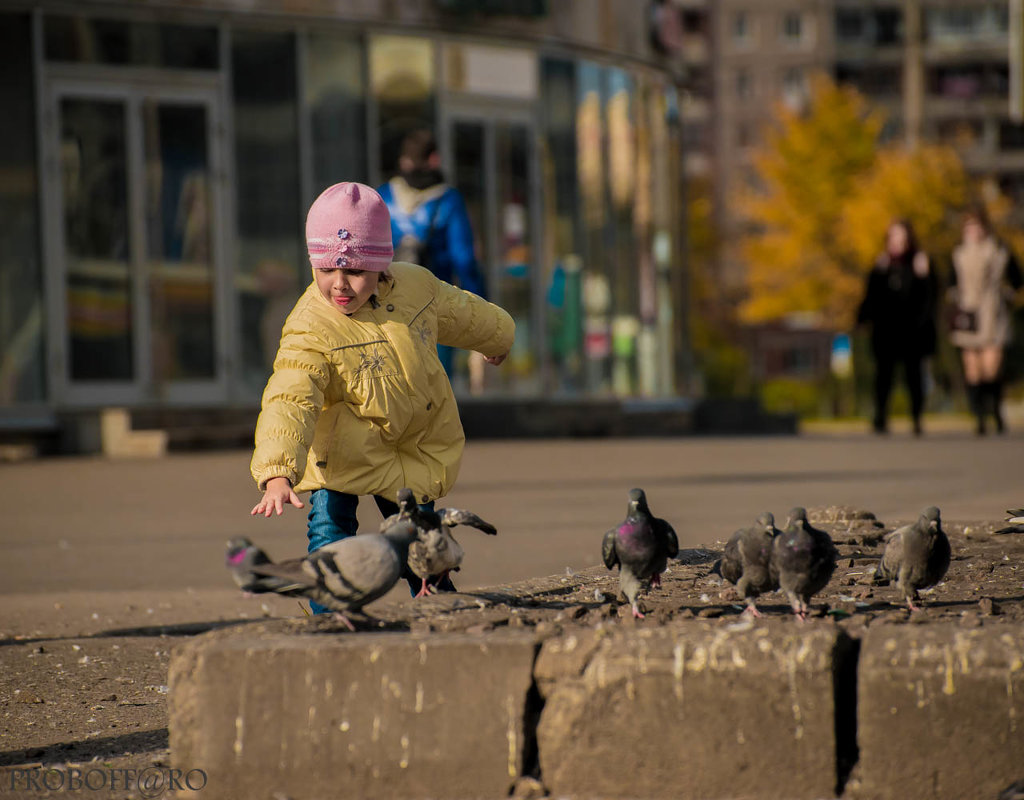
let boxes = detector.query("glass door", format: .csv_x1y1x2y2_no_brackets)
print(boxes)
446,109,542,396
45,79,225,405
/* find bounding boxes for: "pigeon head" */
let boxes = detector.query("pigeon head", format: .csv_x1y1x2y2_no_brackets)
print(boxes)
225,537,254,567
756,512,775,531
920,506,941,530
786,507,808,527
396,488,417,513
627,488,649,515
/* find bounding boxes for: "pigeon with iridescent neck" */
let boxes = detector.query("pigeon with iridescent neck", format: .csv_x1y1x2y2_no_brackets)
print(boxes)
602,488,679,618
770,507,837,621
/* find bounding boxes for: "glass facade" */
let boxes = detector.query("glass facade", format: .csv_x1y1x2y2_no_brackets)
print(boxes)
0,14,45,404
231,30,303,395
370,36,436,179
306,33,368,191
6,8,688,420
60,97,134,382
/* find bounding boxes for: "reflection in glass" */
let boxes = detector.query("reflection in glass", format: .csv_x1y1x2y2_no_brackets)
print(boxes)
307,33,367,188
495,122,536,393
0,13,45,403
540,57,583,393
142,101,215,383
370,36,435,178
451,121,487,275
232,31,303,394
576,62,611,393
44,16,218,70
60,98,133,382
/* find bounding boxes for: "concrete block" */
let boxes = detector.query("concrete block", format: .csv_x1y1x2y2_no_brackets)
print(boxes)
535,623,849,799
101,408,167,458
851,624,1024,800
169,631,538,800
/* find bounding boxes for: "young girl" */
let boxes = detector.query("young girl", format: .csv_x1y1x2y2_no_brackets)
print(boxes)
249,182,513,608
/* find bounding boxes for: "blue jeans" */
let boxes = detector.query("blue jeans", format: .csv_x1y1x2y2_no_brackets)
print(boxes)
437,344,454,377
305,489,455,614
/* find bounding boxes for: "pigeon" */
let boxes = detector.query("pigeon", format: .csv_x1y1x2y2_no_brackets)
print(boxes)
995,508,1024,535
225,522,419,629
380,487,498,598
602,488,679,619
718,512,780,617
874,506,950,611
770,507,838,621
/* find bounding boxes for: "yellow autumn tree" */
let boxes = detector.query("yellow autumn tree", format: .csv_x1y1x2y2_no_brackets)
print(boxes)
739,74,883,327
838,144,969,275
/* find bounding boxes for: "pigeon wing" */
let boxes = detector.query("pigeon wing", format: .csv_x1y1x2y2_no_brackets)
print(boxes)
876,526,907,583
602,528,620,569
720,531,744,585
313,536,401,607
440,507,498,535
655,517,679,558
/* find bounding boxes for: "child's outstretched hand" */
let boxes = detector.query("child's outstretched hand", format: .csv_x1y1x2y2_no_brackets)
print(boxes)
251,477,304,517
484,352,508,366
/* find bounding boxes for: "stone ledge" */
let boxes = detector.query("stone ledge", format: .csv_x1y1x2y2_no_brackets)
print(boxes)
167,519,1024,799
536,624,849,800
848,624,1024,800
169,631,539,800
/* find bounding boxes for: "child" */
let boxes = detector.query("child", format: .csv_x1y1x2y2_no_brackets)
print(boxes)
249,182,513,609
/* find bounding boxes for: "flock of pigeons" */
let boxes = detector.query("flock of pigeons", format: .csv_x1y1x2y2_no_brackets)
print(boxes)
601,491,951,620
225,489,1024,628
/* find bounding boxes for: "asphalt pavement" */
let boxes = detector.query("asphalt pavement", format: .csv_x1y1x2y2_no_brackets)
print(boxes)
2,430,1021,599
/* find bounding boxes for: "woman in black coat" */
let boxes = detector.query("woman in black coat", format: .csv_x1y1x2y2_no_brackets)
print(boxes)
857,219,937,436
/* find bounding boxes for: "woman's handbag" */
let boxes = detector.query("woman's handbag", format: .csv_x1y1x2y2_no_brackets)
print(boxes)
949,305,978,333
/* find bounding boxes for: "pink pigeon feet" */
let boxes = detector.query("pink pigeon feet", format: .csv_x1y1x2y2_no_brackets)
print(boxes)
414,579,435,599
906,598,920,612
631,603,646,619
332,613,357,632
744,604,763,618
650,572,662,589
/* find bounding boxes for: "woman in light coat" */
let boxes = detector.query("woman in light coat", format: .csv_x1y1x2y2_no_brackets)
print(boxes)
949,206,1022,434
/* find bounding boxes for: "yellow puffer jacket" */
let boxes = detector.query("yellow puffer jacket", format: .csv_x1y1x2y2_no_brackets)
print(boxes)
250,262,514,502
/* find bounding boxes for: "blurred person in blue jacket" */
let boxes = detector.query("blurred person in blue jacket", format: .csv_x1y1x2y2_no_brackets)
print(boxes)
379,129,487,377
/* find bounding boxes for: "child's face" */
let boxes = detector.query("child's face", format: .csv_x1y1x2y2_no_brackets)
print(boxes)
314,268,381,314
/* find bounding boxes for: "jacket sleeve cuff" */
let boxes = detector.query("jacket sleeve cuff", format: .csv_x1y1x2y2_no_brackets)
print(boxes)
256,468,297,492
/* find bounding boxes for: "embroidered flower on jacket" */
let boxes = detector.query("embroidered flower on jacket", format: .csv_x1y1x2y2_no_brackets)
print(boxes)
354,348,387,377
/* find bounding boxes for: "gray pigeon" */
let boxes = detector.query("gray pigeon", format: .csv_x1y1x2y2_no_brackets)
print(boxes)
874,506,950,611
770,507,838,621
719,512,779,617
602,488,679,619
380,487,498,597
995,508,1024,535
225,523,419,629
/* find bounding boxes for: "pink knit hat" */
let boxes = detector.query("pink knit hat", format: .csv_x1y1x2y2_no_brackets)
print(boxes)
305,182,394,272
